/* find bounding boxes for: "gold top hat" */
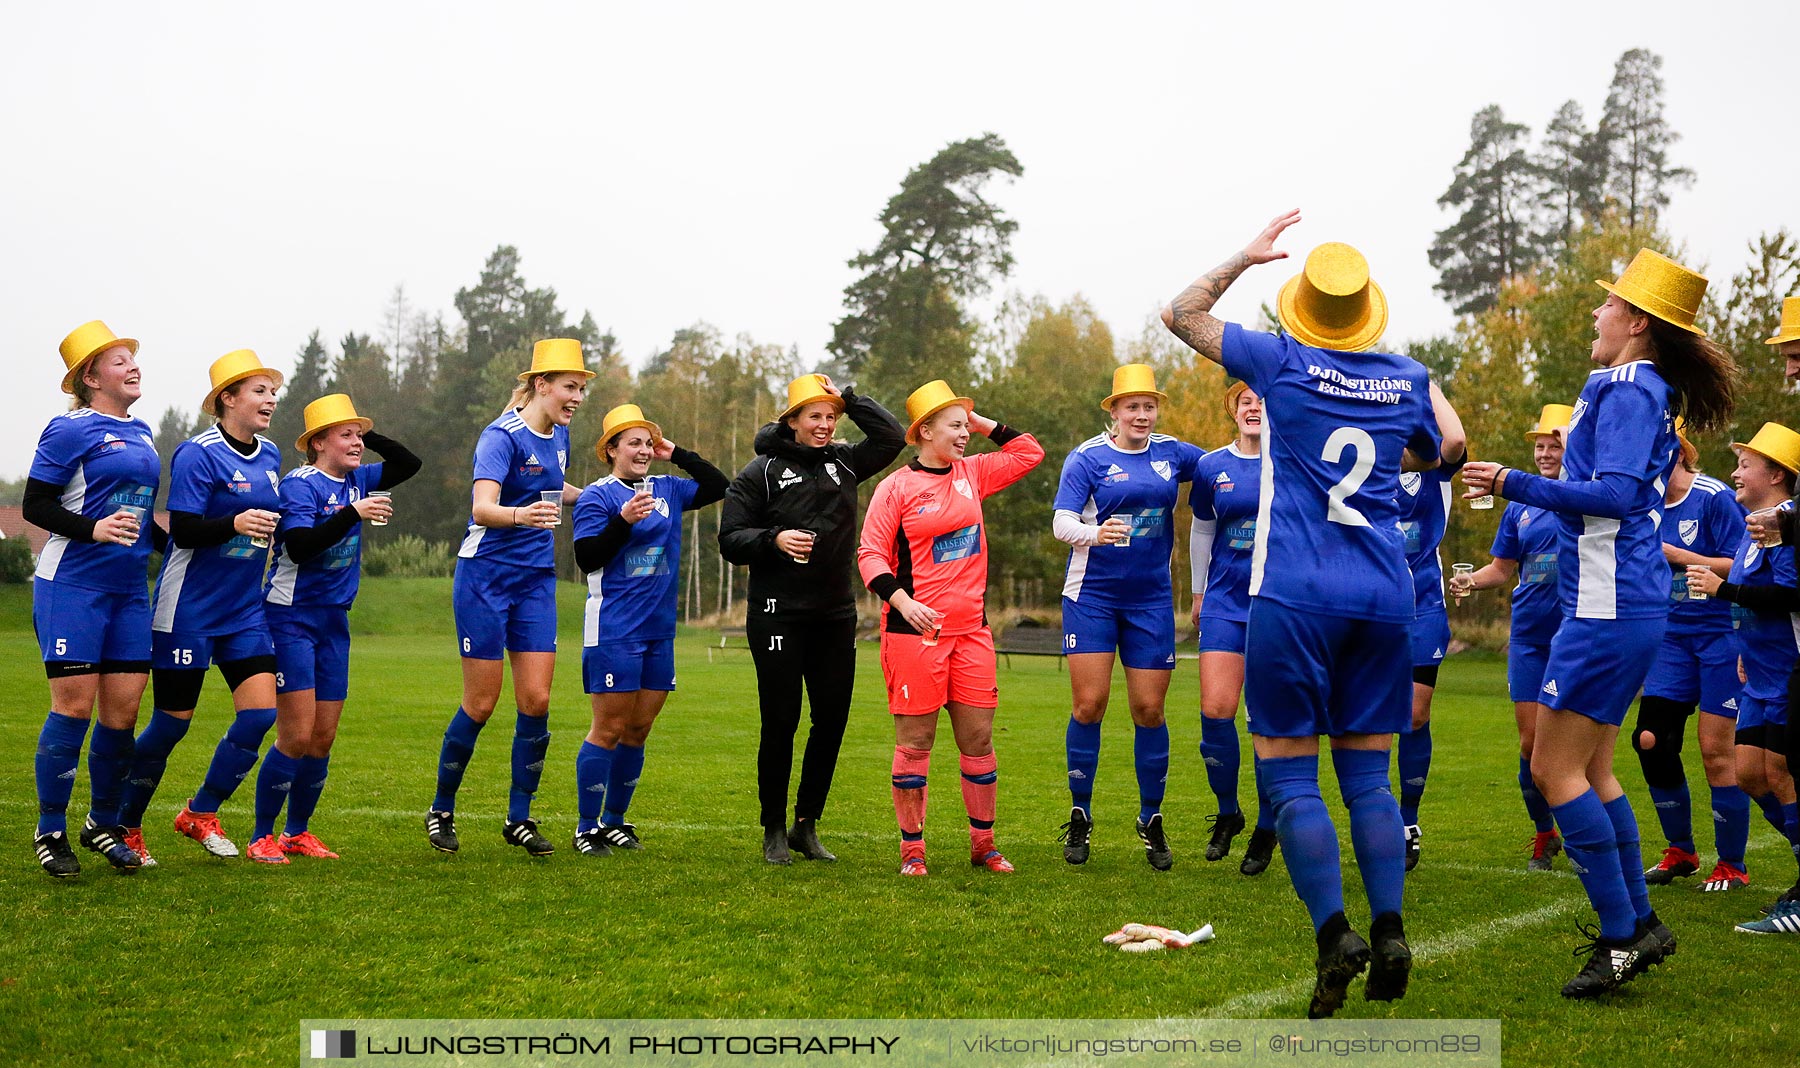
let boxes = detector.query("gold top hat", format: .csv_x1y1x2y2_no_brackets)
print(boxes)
904,380,973,445
1277,243,1389,352
59,320,138,395
1731,422,1800,475
1596,248,1707,336
780,374,844,420
518,338,596,382
1765,296,1800,346
596,403,663,463
203,349,284,413
1099,363,1168,411
1223,380,1254,415
296,394,373,453
1523,403,1574,443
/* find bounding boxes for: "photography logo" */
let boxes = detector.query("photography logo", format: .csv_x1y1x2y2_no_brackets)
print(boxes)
310,1029,355,1059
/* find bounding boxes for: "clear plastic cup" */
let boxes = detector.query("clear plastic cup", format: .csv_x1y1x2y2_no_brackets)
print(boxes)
114,505,146,544
921,624,941,648
250,510,276,549
1109,514,1133,547
1469,494,1495,511
1686,567,1708,602
1451,562,1475,603
633,479,653,497
1750,506,1786,548
366,490,391,527
792,528,816,564
540,490,562,527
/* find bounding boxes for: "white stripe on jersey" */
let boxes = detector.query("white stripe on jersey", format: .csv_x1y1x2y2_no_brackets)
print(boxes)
267,549,299,606
1691,474,1732,495
33,463,87,582
1061,494,1099,601
1249,408,1276,598
1575,516,1622,619
458,524,486,558
153,547,194,632
584,569,606,647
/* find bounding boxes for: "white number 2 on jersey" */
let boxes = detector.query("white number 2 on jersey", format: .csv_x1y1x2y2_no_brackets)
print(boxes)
1320,426,1376,528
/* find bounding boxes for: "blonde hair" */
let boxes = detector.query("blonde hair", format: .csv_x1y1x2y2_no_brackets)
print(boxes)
69,375,95,411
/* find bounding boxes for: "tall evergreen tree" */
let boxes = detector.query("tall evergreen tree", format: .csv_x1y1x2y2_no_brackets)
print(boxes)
269,329,331,456
1536,100,1607,249
830,133,1023,401
1596,48,1694,229
1429,105,1546,315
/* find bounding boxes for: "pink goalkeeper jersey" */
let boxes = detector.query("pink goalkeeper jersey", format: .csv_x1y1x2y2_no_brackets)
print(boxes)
857,430,1044,636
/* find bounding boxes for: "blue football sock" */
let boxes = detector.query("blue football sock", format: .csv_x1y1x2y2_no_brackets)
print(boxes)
507,712,551,823
252,746,299,840
1334,747,1406,921
602,743,646,824
1199,716,1241,816
1552,790,1636,941
1782,802,1799,846
119,709,191,827
1397,722,1431,826
1710,784,1750,867
191,707,276,813
86,723,135,827
431,708,484,813
1646,781,1694,853
1065,717,1100,815
1518,756,1553,833
1134,723,1170,823
1603,794,1653,922
1755,792,1787,837
284,756,329,836
34,712,89,836
1263,755,1344,932
575,741,614,833
1252,754,1275,831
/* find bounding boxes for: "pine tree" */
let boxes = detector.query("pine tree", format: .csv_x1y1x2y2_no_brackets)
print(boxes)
1429,105,1547,315
1596,48,1694,229
1536,100,1607,249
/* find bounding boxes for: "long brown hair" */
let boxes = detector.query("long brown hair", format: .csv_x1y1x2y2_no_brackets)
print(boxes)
1641,314,1737,434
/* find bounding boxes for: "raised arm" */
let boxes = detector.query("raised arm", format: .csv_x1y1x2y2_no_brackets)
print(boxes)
1161,210,1302,365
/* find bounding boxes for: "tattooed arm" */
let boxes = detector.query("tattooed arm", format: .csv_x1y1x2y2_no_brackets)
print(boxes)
1159,209,1303,365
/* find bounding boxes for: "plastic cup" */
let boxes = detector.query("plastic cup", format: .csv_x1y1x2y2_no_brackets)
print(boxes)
1686,568,1708,602
113,505,146,545
367,490,391,527
540,490,562,527
1469,494,1495,511
792,528,816,564
1451,562,1475,603
250,510,276,549
1109,513,1133,547
1750,506,1786,548
921,625,941,648
633,479,653,496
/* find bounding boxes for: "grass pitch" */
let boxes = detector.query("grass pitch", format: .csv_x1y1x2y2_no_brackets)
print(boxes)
0,578,1794,1067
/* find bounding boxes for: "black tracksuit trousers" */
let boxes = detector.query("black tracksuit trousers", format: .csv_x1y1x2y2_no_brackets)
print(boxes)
748,615,857,831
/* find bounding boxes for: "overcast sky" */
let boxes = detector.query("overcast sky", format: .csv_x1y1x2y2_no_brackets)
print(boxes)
5,2,1796,478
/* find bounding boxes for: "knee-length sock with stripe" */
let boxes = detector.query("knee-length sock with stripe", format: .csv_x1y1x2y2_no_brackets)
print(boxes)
508,712,550,823
1199,716,1240,816
191,707,276,813
575,741,615,833
1263,755,1344,932
960,751,997,853
119,709,190,827
1065,718,1099,816
1710,783,1750,868
85,723,134,828
602,743,644,825
1134,724,1169,823
892,745,930,843
34,712,88,836
284,755,330,837
252,746,299,840
1552,789,1636,942
431,708,483,812
1397,722,1430,826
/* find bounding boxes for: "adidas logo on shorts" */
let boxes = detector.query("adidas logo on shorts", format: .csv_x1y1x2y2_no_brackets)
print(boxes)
1542,679,1559,698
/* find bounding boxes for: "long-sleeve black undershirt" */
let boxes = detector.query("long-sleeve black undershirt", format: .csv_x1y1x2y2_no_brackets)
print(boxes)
574,447,729,573
280,431,422,565
1714,579,1800,614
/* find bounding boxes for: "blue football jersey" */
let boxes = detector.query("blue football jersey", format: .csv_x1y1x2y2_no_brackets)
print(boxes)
1726,536,1799,700
152,426,283,635
1188,444,1261,623
457,410,569,571
264,462,385,609
1397,465,1456,613
1661,474,1743,635
575,473,701,644
1221,324,1441,625
1507,361,1679,620
29,408,160,592
1054,432,1204,606
1490,502,1561,645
